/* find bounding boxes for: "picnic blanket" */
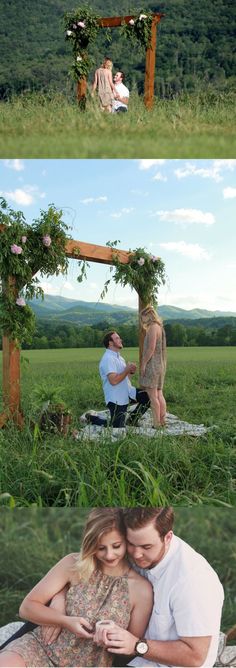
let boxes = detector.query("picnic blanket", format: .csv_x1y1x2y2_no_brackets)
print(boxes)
0,624,235,665
75,407,210,441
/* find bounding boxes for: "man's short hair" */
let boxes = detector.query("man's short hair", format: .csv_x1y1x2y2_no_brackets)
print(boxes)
103,331,116,348
123,508,174,539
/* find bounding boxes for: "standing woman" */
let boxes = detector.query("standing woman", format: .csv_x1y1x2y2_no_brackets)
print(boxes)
140,305,167,428
92,58,116,112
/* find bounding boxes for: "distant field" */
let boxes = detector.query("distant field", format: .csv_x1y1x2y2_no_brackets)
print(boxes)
0,346,236,506
0,91,235,158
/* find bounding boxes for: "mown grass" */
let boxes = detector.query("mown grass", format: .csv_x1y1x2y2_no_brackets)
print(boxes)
0,347,235,507
0,89,235,158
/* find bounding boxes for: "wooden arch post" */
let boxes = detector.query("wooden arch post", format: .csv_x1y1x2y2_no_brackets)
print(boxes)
77,13,164,110
0,237,149,429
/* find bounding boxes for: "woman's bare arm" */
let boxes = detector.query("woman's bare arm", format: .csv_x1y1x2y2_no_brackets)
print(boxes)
141,324,159,373
19,554,93,637
127,575,153,638
92,69,98,92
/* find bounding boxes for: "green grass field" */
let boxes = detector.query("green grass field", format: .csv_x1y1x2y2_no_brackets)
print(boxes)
0,90,235,158
0,346,235,507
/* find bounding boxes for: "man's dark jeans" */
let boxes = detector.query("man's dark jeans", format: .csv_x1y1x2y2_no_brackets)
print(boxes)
87,389,150,428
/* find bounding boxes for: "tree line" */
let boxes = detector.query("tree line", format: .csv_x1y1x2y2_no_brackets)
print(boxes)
1,318,235,350
0,0,235,99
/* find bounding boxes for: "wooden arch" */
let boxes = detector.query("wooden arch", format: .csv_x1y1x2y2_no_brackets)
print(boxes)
77,13,164,109
0,237,147,429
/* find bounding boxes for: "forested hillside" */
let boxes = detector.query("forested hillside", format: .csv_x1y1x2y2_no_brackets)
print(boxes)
0,0,235,98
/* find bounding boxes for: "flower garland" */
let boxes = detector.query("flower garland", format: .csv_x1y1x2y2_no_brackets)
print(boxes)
101,243,166,306
121,11,153,50
64,6,100,80
0,198,70,344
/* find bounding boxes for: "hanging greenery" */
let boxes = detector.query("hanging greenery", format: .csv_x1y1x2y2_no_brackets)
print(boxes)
0,198,70,343
121,11,153,51
101,242,166,305
64,5,100,81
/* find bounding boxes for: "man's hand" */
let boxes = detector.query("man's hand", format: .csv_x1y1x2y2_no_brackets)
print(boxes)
104,627,138,655
127,362,136,375
41,589,67,645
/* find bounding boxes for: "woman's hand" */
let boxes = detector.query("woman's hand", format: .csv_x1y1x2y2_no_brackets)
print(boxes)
65,616,94,639
93,621,115,647
141,363,146,376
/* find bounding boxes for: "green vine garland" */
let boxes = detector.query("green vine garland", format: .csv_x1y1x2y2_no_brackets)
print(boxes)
64,5,100,80
101,242,166,306
121,11,153,51
0,198,70,343
64,5,154,83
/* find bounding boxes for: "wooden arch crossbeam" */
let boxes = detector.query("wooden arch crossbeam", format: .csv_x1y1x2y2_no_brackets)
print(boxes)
0,238,145,429
77,13,164,110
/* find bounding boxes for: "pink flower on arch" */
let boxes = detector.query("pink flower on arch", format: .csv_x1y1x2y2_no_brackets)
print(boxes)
42,235,52,247
11,244,23,254
137,257,145,266
151,255,158,262
21,236,27,243
77,21,85,28
129,19,135,25
16,297,26,307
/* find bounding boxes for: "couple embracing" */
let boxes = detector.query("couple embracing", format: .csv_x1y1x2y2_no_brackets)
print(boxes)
0,507,223,667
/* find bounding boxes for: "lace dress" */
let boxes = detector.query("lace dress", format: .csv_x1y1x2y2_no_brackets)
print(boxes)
140,325,167,389
2,570,131,667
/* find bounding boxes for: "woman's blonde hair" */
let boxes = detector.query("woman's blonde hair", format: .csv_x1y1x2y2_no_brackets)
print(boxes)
140,305,163,328
72,508,126,582
103,58,113,69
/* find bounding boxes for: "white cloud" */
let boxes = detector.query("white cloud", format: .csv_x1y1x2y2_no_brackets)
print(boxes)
160,240,211,261
80,196,107,205
39,282,59,295
1,188,33,205
3,159,25,172
110,207,134,218
156,208,215,226
62,281,75,292
174,159,236,182
223,187,236,199
139,159,166,170
1,184,46,206
153,172,167,182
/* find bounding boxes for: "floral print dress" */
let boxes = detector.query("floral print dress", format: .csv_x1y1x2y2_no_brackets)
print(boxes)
140,325,167,389
3,570,131,667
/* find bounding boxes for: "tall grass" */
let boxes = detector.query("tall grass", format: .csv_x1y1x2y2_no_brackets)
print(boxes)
0,89,235,157
0,347,235,506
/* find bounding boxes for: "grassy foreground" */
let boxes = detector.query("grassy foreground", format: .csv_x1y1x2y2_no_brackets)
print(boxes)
0,90,235,158
0,347,235,507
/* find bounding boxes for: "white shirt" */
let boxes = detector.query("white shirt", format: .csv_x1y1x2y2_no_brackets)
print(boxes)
99,348,136,405
129,535,224,668
113,82,129,111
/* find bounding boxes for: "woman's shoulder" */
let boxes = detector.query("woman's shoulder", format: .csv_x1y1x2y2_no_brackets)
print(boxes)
128,568,153,596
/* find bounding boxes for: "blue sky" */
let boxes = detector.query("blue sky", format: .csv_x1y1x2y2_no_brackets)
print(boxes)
1,158,236,312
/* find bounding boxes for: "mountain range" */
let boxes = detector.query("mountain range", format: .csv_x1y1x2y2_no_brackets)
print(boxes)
29,295,236,326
